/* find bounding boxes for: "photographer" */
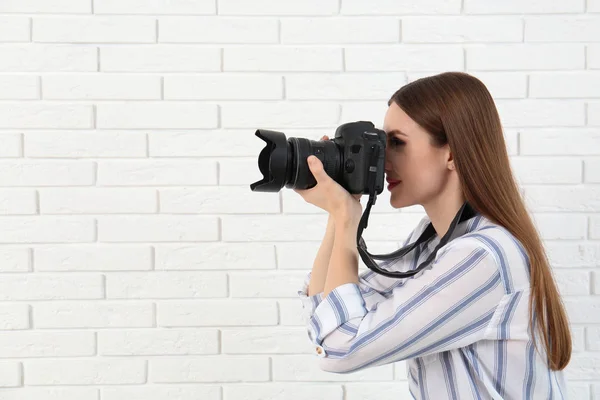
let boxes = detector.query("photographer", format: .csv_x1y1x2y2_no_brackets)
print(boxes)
295,72,570,399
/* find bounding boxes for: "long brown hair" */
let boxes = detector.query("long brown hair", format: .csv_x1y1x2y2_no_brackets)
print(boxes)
388,71,571,371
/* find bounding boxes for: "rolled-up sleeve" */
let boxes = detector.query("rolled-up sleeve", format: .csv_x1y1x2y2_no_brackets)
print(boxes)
297,271,325,324
305,238,506,374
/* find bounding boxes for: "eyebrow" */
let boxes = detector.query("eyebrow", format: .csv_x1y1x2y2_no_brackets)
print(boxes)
386,129,408,138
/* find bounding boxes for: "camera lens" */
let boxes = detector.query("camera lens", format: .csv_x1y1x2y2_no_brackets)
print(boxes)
250,129,342,192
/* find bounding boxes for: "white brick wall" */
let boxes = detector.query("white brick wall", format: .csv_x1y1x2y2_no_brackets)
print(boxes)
0,1,598,399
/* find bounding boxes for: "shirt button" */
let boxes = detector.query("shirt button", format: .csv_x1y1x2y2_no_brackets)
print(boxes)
315,345,326,358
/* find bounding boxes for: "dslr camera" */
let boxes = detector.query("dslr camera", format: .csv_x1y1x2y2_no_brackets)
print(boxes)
250,121,387,195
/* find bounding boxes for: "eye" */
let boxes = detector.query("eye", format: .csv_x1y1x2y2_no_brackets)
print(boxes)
388,137,405,148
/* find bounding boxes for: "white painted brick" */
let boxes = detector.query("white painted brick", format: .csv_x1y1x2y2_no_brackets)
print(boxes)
586,159,600,183
467,44,584,70
0,217,95,243
0,248,30,272
97,102,217,129
285,73,406,100
150,356,269,383
0,331,94,357
465,72,527,99
219,157,280,186
0,388,98,400
0,0,90,13
0,274,103,300
595,272,600,294
0,104,92,129
224,47,342,72
0,134,22,157
106,271,227,299
98,216,218,242
35,245,152,271
564,298,600,323
567,383,590,400
0,304,30,330
25,131,147,158
230,271,307,298
403,17,522,43
282,18,398,44
591,216,600,239
164,74,282,100
592,0,600,11
0,75,37,99
589,102,600,126
160,187,279,214
340,101,389,126
525,16,600,42
224,384,343,400
25,359,146,385
154,243,276,270
590,45,600,69
98,160,217,186
272,355,393,381
346,383,411,400
565,354,600,380
219,0,337,15
520,129,600,155
100,46,220,72
0,161,95,186
495,100,585,127
0,361,21,387
149,130,266,157
530,72,600,98
102,386,220,400
571,326,585,352
99,329,219,355
157,300,277,326
40,188,156,214
222,215,327,242
587,326,600,350
222,327,311,354
160,17,278,43
511,158,581,184
95,0,215,14
530,214,587,240
43,75,160,100
0,189,37,215
221,102,339,128
0,17,30,42
278,299,304,326
523,186,600,212
553,270,590,296
0,45,97,72
33,302,154,328
464,0,584,14
545,243,600,268
34,17,155,43
341,0,461,15
345,45,463,71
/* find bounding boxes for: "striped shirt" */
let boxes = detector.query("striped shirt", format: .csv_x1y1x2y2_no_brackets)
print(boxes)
297,213,568,399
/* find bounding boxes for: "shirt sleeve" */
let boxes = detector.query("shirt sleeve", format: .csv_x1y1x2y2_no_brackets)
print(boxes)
306,238,506,374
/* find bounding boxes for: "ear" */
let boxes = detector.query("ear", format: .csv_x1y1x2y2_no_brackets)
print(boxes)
446,147,455,171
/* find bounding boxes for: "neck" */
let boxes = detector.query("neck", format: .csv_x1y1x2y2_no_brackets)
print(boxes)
423,186,466,238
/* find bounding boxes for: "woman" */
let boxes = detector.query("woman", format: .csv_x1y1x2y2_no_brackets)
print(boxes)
295,72,571,399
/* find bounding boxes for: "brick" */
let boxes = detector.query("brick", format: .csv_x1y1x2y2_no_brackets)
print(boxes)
511,157,581,184
346,384,411,400
282,18,398,44
224,384,343,400
221,102,339,128
160,17,278,43
33,302,154,328
0,248,30,273
150,356,269,382
0,134,22,157
222,327,312,354
0,190,37,215
224,47,342,72
566,384,590,400
220,157,273,186
565,354,600,380
0,274,103,300
529,72,600,98
464,0,584,13
0,75,38,99
553,270,590,296
222,215,327,242
219,0,337,15
467,44,584,70
587,326,600,350
43,75,160,100
341,0,461,14
25,359,146,385
0,331,94,357
0,17,30,42
230,271,308,298
585,159,600,183
33,17,155,43
564,298,600,323
0,304,30,330
278,299,305,326
98,160,217,186
341,101,394,128
591,216,600,239
525,16,600,42
164,75,282,100
0,0,91,13
99,329,218,355
160,187,280,214
100,46,220,72
520,129,600,155
571,326,586,352
98,216,218,242
0,361,21,387
0,104,92,129
97,102,218,129
0,388,98,400
154,243,276,271
35,245,152,272
0,161,95,186
455,72,529,98
40,188,156,214
0,45,97,72
530,214,587,240
95,0,215,14
588,102,600,126
149,130,266,157
0,217,95,243
25,131,147,158
285,73,407,100
495,100,585,127
544,243,600,267
523,186,600,212
272,355,393,381
403,17,522,43
102,386,220,400
157,300,277,326
346,45,463,71
590,45,600,69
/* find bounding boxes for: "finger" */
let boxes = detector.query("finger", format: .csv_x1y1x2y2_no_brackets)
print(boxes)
307,155,327,183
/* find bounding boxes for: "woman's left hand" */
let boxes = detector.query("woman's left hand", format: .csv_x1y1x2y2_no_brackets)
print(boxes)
293,155,363,223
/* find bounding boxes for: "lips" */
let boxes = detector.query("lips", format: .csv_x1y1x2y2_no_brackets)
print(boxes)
386,177,401,184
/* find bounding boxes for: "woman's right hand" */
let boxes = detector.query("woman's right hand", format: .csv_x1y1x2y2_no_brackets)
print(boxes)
318,135,362,203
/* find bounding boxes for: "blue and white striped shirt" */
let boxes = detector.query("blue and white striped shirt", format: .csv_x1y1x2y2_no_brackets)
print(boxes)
297,213,568,399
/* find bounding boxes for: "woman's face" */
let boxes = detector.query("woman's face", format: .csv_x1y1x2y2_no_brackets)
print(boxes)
383,102,453,209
